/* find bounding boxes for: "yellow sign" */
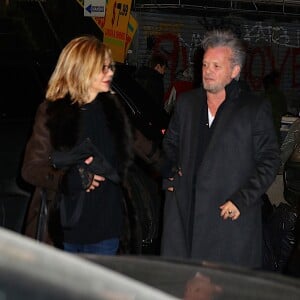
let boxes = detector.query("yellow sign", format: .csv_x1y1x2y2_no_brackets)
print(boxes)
103,0,132,62
76,0,138,63
125,13,138,54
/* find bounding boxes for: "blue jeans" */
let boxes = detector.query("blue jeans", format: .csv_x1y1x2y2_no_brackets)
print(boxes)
63,238,119,255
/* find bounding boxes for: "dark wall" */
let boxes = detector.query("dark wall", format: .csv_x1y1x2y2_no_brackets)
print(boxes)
1,0,103,52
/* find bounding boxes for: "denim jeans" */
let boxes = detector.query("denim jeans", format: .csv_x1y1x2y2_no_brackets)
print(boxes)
63,238,119,255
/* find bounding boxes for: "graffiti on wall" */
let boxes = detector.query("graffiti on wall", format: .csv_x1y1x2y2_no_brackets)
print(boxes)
243,23,300,48
140,21,300,99
244,47,300,89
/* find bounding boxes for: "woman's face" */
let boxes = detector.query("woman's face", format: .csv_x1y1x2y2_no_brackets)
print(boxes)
88,57,115,101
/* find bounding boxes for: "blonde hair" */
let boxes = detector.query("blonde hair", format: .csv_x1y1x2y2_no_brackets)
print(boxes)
46,35,113,105
202,29,246,77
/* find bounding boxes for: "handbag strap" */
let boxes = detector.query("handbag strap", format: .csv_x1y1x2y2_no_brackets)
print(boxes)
36,189,48,241
60,191,85,228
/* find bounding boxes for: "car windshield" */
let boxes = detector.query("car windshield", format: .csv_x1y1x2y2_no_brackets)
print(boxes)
0,228,175,300
1,227,300,300
83,255,300,300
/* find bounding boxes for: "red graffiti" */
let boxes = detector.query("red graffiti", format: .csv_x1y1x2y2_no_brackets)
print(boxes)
152,33,190,90
244,46,293,91
153,33,179,83
245,47,265,90
150,34,300,93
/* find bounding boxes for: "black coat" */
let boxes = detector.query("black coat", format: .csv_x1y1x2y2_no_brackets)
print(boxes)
22,93,133,246
135,66,165,111
161,80,280,268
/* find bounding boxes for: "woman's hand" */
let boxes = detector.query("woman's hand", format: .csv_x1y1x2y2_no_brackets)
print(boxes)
84,156,105,192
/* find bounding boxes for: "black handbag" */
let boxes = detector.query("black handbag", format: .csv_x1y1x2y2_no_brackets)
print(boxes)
50,138,120,184
36,188,85,239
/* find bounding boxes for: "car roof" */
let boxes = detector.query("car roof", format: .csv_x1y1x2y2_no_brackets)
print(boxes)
0,227,176,300
84,254,300,300
0,227,299,300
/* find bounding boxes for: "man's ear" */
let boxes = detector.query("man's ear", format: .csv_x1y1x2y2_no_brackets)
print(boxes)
231,65,241,79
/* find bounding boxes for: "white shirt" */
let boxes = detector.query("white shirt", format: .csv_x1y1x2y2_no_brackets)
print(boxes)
208,108,215,127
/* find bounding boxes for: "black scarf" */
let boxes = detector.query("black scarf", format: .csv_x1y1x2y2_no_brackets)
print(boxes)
45,92,133,180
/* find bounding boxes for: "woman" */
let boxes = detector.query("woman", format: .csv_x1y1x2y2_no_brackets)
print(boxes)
280,117,300,166
280,117,300,206
22,35,133,255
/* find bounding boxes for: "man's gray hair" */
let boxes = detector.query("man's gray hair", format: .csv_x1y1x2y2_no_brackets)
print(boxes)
201,29,246,71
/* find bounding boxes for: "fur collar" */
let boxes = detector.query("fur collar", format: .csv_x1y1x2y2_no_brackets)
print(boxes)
46,93,133,178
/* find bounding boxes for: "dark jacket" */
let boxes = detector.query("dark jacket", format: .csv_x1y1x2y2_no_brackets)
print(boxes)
22,93,133,247
161,80,280,268
135,66,165,111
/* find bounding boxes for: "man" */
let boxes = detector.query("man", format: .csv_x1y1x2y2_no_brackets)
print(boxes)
161,29,280,268
135,53,167,112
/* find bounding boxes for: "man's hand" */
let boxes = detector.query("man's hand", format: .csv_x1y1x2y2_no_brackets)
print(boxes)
219,200,240,220
85,156,105,192
167,168,182,192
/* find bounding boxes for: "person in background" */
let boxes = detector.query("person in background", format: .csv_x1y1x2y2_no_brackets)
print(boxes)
263,70,287,142
161,29,280,268
135,53,168,112
280,116,300,166
164,48,204,115
132,54,169,254
280,116,300,206
21,35,133,255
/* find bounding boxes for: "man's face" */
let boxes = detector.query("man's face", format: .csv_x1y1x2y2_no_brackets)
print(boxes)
202,46,240,94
